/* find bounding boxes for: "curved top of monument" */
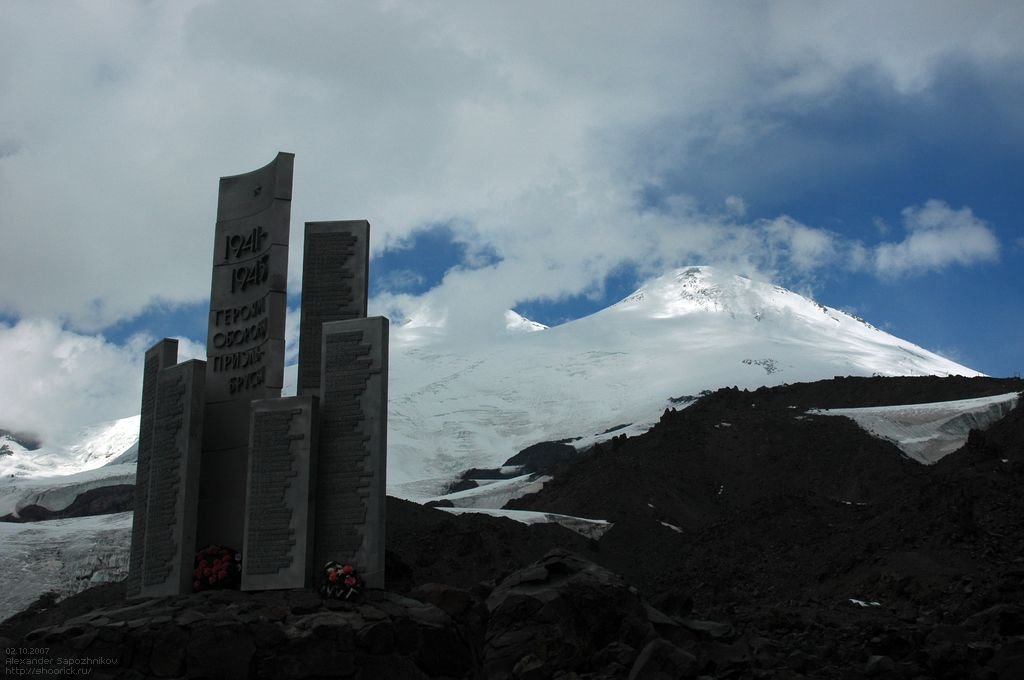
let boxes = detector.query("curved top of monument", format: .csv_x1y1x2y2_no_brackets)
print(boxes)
216,152,294,222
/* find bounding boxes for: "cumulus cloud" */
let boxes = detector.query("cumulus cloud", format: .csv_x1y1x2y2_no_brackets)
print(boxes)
0,319,201,445
724,196,747,217
1,1,1020,330
873,200,999,277
761,217,837,273
0,319,205,446
376,269,427,292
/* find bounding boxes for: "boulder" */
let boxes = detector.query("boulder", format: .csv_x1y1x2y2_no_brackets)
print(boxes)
482,549,656,679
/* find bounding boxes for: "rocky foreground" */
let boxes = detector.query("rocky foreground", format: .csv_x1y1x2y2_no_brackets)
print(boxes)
2,375,1023,679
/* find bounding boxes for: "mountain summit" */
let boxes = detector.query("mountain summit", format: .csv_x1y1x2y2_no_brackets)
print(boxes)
387,266,977,494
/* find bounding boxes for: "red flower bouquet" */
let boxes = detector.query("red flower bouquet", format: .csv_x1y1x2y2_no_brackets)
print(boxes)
192,545,242,592
320,561,362,600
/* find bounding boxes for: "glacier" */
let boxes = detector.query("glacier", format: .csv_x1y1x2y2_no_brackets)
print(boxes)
811,392,1019,464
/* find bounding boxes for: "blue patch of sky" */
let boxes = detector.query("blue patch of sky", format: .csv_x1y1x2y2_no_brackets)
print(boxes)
817,267,1023,378
103,300,209,346
369,222,501,298
638,56,1024,238
514,264,643,327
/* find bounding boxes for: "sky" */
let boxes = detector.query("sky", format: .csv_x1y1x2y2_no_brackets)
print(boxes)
1,1,1022,443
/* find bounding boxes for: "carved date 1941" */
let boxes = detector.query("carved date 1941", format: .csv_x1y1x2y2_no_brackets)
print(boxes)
224,226,269,262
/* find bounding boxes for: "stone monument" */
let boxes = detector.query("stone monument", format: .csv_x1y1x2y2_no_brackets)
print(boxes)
199,152,293,551
129,152,388,598
314,316,389,588
241,396,319,590
139,359,205,597
296,220,370,397
126,338,178,599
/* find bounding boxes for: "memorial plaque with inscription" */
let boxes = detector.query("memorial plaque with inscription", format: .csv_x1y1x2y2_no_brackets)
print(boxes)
199,152,293,551
315,316,389,589
242,396,318,591
126,338,178,600
140,360,205,598
297,220,370,397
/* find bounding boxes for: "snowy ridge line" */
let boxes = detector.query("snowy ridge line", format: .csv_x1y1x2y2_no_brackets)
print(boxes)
1,415,139,479
439,506,612,540
0,463,137,518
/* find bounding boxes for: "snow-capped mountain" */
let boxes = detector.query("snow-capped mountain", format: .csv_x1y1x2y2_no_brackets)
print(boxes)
1,416,139,480
2,266,977,506
386,266,976,495
504,310,549,333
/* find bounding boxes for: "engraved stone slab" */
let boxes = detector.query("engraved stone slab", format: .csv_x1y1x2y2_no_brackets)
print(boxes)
126,338,178,600
315,317,388,588
199,152,293,551
297,220,370,397
141,360,205,598
204,150,293,406
242,396,318,591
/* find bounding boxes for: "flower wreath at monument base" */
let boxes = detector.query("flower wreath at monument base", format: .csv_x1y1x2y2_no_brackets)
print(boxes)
192,545,242,592
319,561,362,600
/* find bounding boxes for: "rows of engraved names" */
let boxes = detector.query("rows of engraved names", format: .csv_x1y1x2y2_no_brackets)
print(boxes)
317,331,374,561
142,375,186,586
299,231,361,390
127,353,161,594
305,231,359,315
247,409,301,574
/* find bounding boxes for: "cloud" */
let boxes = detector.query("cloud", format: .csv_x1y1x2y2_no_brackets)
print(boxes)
376,269,426,292
724,196,747,217
873,200,999,277
761,217,837,273
0,319,201,445
1,1,1020,332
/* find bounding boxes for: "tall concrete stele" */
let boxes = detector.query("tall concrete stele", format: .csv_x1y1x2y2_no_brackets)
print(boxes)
127,153,389,597
199,152,294,551
126,340,206,599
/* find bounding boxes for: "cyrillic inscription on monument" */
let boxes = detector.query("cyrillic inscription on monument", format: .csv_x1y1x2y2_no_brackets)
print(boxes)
199,152,293,551
126,339,177,599
247,410,297,573
143,372,186,586
316,317,388,588
297,221,369,396
141,360,204,597
242,396,318,590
